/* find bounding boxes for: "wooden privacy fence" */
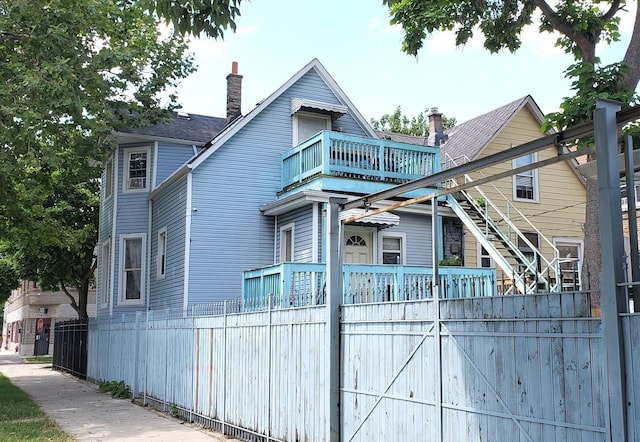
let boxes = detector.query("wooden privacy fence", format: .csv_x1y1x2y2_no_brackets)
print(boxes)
87,293,640,441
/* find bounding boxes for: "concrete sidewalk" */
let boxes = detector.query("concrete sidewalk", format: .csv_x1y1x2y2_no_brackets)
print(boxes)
0,350,240,441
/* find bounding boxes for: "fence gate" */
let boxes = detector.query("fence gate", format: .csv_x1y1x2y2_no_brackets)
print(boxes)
340,293,606,442
52,319,88,379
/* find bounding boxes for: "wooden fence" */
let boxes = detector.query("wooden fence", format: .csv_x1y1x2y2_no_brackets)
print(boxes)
87,292,640,441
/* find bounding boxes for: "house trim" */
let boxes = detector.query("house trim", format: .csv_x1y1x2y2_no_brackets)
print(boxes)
122,146,151,194
312,203,319,262
183,172,193,311
118,233,147,306
152,141,159,189
157,227,167,280
280,222,295,262
110,148,119,316
379,231,407,265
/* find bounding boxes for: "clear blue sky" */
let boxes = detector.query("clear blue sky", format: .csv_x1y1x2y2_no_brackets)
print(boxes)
173,0,637,125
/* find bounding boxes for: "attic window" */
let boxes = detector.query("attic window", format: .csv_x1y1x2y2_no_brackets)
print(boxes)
290,98,347,119
177,111,190,120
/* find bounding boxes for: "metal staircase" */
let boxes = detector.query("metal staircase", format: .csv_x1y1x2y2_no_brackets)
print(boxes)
442,155,561,294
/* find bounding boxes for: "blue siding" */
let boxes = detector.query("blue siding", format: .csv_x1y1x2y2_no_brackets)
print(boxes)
384,212,433,266
276,206,314,263
111,144,154,315
155,143,195,186
186,69,353,303
149,175,187,310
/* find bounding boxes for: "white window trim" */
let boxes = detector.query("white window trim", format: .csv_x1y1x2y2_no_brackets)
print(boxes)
512,153,539,202
100,242,111,308
104,159,114,200
119,233,146,305
280,222,295,263
379,232,406,265
157,227,167,279
123,147,151,193
477,242,495,268
292,111,331,146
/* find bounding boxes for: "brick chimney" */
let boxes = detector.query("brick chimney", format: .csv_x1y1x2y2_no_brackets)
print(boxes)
427,107,448,146
226,61,242,124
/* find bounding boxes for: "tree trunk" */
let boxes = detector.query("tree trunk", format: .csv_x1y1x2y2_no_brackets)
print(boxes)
622,2,640,93
583,176,601,306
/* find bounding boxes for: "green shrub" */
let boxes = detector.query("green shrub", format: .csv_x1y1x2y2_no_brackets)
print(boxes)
98,380,130,398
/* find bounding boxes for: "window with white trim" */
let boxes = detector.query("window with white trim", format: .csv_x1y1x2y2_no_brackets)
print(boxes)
478,244,494,268
120,234,145,304
293,112,330,145
100,242,111,307
124,148,149,192
280,223,294,262
104,159,113,199
381,233,405,264
513,153,538,201
157,228,167,279
554,239,583,290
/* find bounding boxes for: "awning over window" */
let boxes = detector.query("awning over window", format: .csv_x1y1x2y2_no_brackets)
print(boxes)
340,208,400,229
291,98,348,119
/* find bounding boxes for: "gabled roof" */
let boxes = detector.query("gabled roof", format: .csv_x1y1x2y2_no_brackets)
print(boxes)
441,95,547,163
118,111,227,145
189,58,377,169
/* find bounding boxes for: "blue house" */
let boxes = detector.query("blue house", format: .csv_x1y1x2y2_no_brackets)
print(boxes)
96,59,496,317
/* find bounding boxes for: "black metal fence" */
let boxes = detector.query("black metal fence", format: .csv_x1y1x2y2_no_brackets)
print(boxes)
52,319,88,379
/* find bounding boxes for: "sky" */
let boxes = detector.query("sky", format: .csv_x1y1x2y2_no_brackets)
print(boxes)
172,0,637,126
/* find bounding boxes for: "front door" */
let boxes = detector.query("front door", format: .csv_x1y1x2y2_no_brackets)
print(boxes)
344,229,374,303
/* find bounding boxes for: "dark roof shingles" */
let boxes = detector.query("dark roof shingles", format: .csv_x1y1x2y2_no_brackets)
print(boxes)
121,112,227,144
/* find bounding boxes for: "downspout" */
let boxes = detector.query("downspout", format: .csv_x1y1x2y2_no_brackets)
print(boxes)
183,171,193,312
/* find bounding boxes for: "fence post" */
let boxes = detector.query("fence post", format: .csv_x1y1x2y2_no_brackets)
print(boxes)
594,99,628,441
432,197,443,442
326,197,345,441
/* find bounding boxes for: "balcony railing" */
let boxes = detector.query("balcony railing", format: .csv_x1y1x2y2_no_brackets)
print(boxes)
281,131,440,189
242,263,497,311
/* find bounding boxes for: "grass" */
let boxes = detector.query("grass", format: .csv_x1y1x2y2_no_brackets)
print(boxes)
0,373,73,442
24,356,53,364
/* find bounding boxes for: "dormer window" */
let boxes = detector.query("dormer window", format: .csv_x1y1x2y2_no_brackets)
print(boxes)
291,98,347,146
124,147,150,192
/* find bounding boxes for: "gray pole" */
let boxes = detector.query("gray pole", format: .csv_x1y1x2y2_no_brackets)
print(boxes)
624,136,640,302
594,99,628,441
326,197,345,441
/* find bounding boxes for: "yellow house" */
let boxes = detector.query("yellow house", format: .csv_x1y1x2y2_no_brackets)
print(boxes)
439,95,586,293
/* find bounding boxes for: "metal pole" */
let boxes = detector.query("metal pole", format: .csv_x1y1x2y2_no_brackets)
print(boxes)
326,198,345,441
594,99,628,441
624,135,640,304
432,197,442,441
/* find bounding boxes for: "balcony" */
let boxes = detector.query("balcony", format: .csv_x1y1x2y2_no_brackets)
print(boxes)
281,131,440,193
242,263,497,311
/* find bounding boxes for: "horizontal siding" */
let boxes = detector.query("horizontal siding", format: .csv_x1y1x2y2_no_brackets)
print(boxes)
463,108,586,269
155,143,195,186
186,69,367,304
149,176,187,310
276,205,314,263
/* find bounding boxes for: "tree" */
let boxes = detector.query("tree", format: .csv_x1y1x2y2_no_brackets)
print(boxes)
384,0,640,295
371,106,457,136
0,0,196,318
150,0,242,38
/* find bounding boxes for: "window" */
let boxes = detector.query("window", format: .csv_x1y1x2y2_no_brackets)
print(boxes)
517,232,540,273
293,112,330,145
478,244,494,268
157,228,167,279
104,159,113,198
124,148,149,192
554,239,582,290
120,234,145,304
513,153,538,201
100,243,111,307
381,234,405,264
280,223,294,262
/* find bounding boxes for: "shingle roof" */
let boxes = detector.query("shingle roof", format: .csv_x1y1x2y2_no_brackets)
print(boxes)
120,111,227,144
441,95,543,163
374,130,430,146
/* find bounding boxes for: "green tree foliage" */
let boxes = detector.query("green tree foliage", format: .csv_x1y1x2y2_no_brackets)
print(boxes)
384,0,640,294
370,106,457,137
149,0,242,38
0,0,196,318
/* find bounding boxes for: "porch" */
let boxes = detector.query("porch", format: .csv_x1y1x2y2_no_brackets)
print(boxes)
280,130,440,193
242,263,497,310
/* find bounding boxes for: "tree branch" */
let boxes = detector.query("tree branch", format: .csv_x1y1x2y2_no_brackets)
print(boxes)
602,0,622,23
59,280,80,313
622,1,640,91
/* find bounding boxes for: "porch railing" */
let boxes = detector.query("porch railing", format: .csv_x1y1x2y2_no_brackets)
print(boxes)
281,131,440,189
242,263,497,311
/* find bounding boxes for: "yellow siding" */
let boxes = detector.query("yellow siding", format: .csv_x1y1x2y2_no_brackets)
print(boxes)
461,108,586,269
